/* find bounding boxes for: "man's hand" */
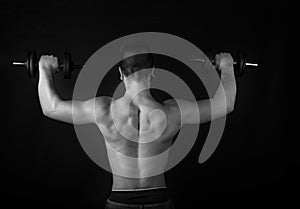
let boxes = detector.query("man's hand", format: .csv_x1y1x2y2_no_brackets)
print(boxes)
215,53,234,75
39,55,59,74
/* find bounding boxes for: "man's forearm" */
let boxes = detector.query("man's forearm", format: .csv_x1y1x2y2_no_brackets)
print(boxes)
221,70,237,109
38,69,61,112
212,69,237,113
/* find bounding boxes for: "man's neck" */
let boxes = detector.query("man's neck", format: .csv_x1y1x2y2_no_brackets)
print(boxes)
124,81,152,102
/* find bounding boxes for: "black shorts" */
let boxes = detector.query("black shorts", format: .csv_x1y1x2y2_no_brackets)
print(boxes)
106,188,175,209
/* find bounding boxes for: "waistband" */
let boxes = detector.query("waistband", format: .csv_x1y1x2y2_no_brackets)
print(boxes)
106,198,173,208
108,187,171,204
112,186,167,192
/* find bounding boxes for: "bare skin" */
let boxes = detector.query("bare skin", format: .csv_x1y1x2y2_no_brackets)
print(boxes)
38,52,236,191
98,95,180,190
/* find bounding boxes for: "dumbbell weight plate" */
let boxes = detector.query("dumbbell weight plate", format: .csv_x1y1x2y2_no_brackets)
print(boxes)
28,51,38,78
64,52,71,79
235,52,246,76
204,48,216,65
26,52,30,75
240,52,246,75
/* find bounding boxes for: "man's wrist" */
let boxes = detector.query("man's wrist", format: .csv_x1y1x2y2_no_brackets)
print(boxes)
221,68,235,79
39,67,53,79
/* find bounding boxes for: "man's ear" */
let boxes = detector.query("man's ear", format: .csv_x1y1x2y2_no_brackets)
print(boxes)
151,67,155,78
118,66,124,80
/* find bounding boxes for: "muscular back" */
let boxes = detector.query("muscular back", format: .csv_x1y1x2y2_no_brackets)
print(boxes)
39,53,236,190
95,95,181,189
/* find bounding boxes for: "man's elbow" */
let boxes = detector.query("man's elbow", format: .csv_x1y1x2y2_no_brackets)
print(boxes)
41,101,60,117
227,98,235,114
227,103,234,113
41,98,61,115
42,107,57,117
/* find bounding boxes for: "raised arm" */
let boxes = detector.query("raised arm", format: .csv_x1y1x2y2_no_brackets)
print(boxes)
166,53,237,126
38,55,109,125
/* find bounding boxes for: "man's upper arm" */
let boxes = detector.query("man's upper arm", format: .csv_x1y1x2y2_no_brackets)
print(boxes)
43,96,111,125
164,97,230,126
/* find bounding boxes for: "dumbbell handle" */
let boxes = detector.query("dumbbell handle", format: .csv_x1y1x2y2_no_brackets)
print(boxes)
12,61,82,70
12,62,26,66
72,64,82,69
233,60,257,67
189,57,258,67
57,63,82,71
245,62,258,67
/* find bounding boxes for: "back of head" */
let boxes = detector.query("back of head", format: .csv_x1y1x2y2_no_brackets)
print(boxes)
120,41,154,78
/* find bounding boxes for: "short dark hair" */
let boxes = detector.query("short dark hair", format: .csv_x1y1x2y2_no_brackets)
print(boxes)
119,41,154,77
120,53,154,77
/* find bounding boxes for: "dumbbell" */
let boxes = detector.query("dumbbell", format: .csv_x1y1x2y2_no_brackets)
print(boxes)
190,51,258,76
12,51,82,79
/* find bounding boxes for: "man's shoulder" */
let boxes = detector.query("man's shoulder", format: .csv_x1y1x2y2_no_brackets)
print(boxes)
162,99,181,119
163,99,179,110
163,98,176,105
95,96,112,112
95,96,112,104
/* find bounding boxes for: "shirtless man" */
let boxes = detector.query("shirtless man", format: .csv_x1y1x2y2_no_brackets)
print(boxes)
38,45,236,208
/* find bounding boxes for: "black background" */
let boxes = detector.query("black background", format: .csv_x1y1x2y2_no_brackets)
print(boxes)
1,0,295,208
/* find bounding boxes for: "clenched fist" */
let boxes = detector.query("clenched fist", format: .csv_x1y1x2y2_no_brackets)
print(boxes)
39,55,59,74
215,53,234,74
